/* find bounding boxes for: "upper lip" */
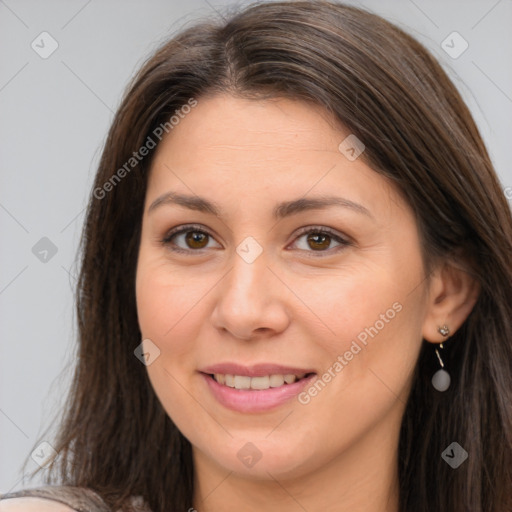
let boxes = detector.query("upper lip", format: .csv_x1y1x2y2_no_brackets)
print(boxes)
199,363,316,377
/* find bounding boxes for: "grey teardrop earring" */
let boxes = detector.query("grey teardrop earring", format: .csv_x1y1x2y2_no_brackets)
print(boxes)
431,325,451,392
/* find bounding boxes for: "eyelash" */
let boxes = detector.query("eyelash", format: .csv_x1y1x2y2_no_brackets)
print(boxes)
160,224,351,257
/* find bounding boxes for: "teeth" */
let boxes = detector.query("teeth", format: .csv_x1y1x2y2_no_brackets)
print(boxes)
269,375,284,387
234,375,251,389
251,376,270,390
213,373,308,390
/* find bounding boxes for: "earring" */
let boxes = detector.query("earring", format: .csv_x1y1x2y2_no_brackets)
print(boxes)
431,324,451,392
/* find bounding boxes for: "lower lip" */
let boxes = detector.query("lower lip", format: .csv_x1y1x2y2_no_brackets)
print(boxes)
201,373,316,413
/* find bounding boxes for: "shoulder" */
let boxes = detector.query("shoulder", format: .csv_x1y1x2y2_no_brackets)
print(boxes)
0,486,152,512
0,496,75,511
0,485,109,512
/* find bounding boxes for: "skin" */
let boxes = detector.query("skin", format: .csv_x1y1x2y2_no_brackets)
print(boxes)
135,94,479,512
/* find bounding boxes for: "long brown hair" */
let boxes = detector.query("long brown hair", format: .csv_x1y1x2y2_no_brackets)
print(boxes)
24,1,512,510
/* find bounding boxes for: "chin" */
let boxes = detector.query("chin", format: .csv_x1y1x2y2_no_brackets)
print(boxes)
193,431,320,481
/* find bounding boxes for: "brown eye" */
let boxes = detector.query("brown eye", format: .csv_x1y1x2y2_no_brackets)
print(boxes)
184,231,209,249
291,227,351,256
162,225,220,253
306,232,332,251
162,224,350,256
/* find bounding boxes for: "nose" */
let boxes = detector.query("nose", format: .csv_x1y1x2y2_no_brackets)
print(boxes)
210,245,290,341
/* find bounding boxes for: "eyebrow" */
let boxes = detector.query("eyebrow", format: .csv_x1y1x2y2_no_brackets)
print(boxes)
148,191,374,220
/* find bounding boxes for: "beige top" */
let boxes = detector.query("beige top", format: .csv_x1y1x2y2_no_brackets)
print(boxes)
0,486,152,512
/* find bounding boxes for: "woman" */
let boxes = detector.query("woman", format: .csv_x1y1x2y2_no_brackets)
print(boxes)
1,1,511,511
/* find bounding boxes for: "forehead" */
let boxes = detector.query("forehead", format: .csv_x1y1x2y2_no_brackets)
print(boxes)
160,94,344,152
146,94,408,221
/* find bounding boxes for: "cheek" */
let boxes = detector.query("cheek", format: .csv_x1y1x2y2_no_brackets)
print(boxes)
136,247,205,342
298,249,426,406
135,262,194,397
135,253,208,423
135,248,224,388
290,259,419,355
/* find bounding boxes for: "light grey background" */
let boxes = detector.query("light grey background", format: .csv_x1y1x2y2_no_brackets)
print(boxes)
1,0,511,493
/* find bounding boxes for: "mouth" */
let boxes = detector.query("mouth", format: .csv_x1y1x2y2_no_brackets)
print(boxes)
199,365,317,413
206,372,315,390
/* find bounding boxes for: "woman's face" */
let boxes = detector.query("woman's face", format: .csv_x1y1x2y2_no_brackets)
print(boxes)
136,93,430,481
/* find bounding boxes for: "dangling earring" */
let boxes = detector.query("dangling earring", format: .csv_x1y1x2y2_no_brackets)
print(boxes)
431,324,451,392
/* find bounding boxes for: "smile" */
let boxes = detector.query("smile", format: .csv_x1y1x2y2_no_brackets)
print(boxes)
198,363,317,412
211,373,311,390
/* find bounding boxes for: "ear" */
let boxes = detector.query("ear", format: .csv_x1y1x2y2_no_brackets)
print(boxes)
422,260,481,343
